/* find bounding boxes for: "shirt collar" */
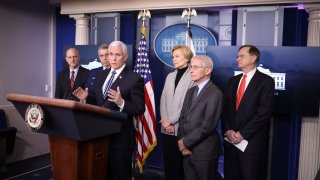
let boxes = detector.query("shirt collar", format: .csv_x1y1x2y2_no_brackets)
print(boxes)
111,64,126,75
196,78,210,95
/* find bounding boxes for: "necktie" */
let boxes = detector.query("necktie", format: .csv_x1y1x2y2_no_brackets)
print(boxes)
103,70,116,99
192,86,199,103
236,74,247,110
70,71,75,90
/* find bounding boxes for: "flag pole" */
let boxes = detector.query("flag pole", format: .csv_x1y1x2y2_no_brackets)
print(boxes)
182,8,197,56
181,7,197,29
132,9,151,178
138,9,151,34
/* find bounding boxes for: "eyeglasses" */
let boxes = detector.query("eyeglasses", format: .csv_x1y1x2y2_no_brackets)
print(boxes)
189,65,207,70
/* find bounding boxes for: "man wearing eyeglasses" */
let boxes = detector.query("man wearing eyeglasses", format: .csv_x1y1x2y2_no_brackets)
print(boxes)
222,45,274,180
177,55,223,180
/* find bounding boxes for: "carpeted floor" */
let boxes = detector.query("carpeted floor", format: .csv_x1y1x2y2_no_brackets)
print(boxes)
0,153,165,180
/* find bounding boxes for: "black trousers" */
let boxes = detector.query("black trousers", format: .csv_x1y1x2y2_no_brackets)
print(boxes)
224,145,267,180
107,149,133,180
162,134,185,180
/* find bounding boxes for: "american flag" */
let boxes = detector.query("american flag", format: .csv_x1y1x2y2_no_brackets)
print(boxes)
133,26,157,173
186,27,196,56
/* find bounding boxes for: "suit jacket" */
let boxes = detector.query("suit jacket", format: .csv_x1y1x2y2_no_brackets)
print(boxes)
160,68,195,136
178,80,223,160
85,66,104,94
55,66,89,101
89,65,145,149
222,69,274,154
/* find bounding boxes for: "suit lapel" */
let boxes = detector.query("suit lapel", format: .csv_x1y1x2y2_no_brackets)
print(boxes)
101,66,129,107
232,75,241,111
98,69,111,102
111,66,129,90
237,70,261,110
73,67,83,90
64,69,71,90
186,81,212,115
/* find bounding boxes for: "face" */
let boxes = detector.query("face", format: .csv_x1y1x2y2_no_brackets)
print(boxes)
237,47,256,72
65,48,80,69
189,59,211,84
172,49,189,69
108,45,128,70
98,48,110,68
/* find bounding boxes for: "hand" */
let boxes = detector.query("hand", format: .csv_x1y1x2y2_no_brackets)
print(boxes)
73,87,88,102
234,131,244,142
225,130,240,144
108,86,124,106
178,139,186,151
164,125,175,133
181,148,192,156
160,119,171,129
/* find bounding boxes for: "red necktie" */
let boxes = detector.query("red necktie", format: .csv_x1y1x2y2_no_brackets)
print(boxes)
70,71,75,90
236,74,247,110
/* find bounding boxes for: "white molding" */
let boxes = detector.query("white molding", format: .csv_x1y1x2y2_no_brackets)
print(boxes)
60,0,320,14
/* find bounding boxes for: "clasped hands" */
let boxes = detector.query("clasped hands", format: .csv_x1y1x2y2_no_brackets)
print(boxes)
159,119,174,134
73,86,124,106
178,138,192,156
225,130,244,144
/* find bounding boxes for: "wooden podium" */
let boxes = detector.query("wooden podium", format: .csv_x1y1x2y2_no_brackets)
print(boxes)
7,93,126,180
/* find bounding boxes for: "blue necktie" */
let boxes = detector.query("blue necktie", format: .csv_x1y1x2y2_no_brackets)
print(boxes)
103,70,116,99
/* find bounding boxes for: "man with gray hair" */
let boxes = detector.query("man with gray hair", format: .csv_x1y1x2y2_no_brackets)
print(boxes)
177,55,223,180
73,41,145,180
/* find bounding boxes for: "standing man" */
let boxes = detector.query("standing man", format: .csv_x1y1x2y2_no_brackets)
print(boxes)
222,45,274,180
55,47,89,101
73,41,145,180
85,44,111,93
177,55,223,180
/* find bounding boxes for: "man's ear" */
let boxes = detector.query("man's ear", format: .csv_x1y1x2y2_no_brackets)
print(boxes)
251,55,257,63
205,68,212,76
124,54,129,62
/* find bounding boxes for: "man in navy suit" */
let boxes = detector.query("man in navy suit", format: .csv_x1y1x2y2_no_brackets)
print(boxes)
222,45,274,180
55,47,89,101
85,43,110,93
73,41,145,180
177,55,223,180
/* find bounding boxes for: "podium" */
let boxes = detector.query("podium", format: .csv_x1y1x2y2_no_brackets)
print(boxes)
6,93,126,180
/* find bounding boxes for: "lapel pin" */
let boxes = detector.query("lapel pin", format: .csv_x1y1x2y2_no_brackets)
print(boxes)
119,76,122,79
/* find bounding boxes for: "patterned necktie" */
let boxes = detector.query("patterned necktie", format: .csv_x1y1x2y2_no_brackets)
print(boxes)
236,74,247,110
192,86,199,103
70,71,75,90
103,70,116,99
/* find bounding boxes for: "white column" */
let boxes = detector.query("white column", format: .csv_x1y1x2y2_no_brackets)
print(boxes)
298,4,320,180
69,14,90,45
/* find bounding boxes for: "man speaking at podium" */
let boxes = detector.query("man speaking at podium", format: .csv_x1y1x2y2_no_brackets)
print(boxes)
73,41,145,180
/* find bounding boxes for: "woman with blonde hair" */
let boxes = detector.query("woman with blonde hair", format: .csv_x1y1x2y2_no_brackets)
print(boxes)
160,45,195,180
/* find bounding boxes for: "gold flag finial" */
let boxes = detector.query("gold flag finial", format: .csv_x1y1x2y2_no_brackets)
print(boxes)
138,9,151,28
181,8,197,28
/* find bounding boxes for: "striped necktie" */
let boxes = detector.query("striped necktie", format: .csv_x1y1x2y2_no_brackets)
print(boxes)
70,71,75,90
103,70,116,99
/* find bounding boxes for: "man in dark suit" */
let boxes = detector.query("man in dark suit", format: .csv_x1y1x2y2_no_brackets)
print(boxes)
73,41,145,180
177,55,223,180
85,43,110,93
222,45,274,180
55,47,89,101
